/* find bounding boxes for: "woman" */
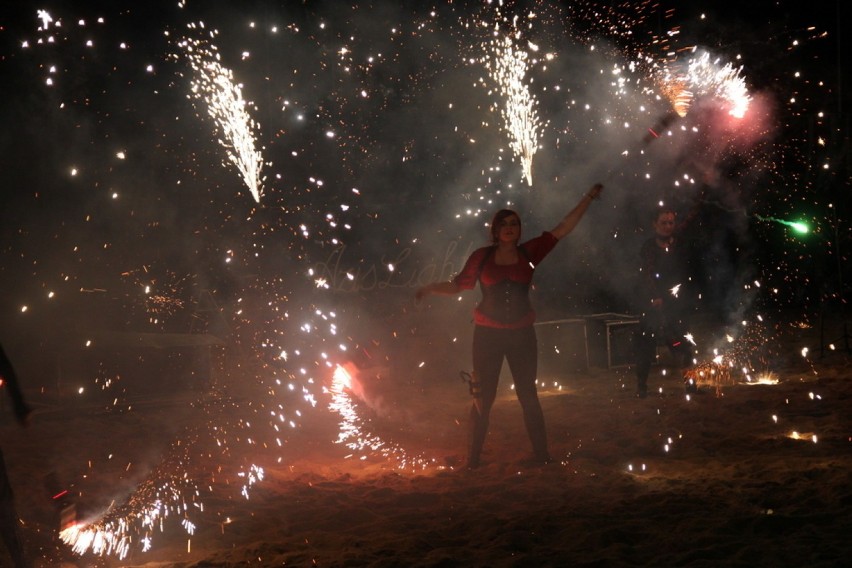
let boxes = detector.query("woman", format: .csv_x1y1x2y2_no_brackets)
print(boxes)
416,183,603,468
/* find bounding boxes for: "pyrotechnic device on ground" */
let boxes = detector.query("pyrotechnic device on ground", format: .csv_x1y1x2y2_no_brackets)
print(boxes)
460,371,483,415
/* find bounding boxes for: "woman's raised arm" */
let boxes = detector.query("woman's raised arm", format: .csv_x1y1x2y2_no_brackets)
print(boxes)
549,183,603,240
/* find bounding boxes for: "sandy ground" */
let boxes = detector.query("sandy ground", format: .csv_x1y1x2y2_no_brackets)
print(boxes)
1,318,851,567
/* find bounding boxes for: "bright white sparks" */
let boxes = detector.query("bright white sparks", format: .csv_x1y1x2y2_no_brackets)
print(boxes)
179,31,265,202
329,365,433,471
659,50,751,118
483,33,541,186
686,51,751,118
37,9,53,30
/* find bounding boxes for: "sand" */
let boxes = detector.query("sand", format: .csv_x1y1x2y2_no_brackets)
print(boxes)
1,319,851,568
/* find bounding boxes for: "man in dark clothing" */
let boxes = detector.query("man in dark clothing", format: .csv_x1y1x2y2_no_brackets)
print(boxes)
0,344,32,568
634,207,696,398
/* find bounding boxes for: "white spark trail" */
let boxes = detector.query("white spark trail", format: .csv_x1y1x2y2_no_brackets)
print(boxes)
179,30,265,202
329,365,435,471
483,33,541,186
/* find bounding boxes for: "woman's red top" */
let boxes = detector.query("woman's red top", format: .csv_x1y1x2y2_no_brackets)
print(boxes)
453,232,558,329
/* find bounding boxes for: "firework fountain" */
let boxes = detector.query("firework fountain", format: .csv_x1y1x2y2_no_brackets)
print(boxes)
178,26,266,203
482,30,542,186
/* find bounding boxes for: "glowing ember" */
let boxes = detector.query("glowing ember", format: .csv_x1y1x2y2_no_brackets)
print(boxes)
746,373,779,385
788,431,818,443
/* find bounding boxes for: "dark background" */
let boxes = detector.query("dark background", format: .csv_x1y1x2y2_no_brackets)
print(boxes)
0,1,848,392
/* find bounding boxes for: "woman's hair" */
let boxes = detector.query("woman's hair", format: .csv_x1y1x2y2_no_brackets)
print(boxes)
489,209,521,243
653,205,676,222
